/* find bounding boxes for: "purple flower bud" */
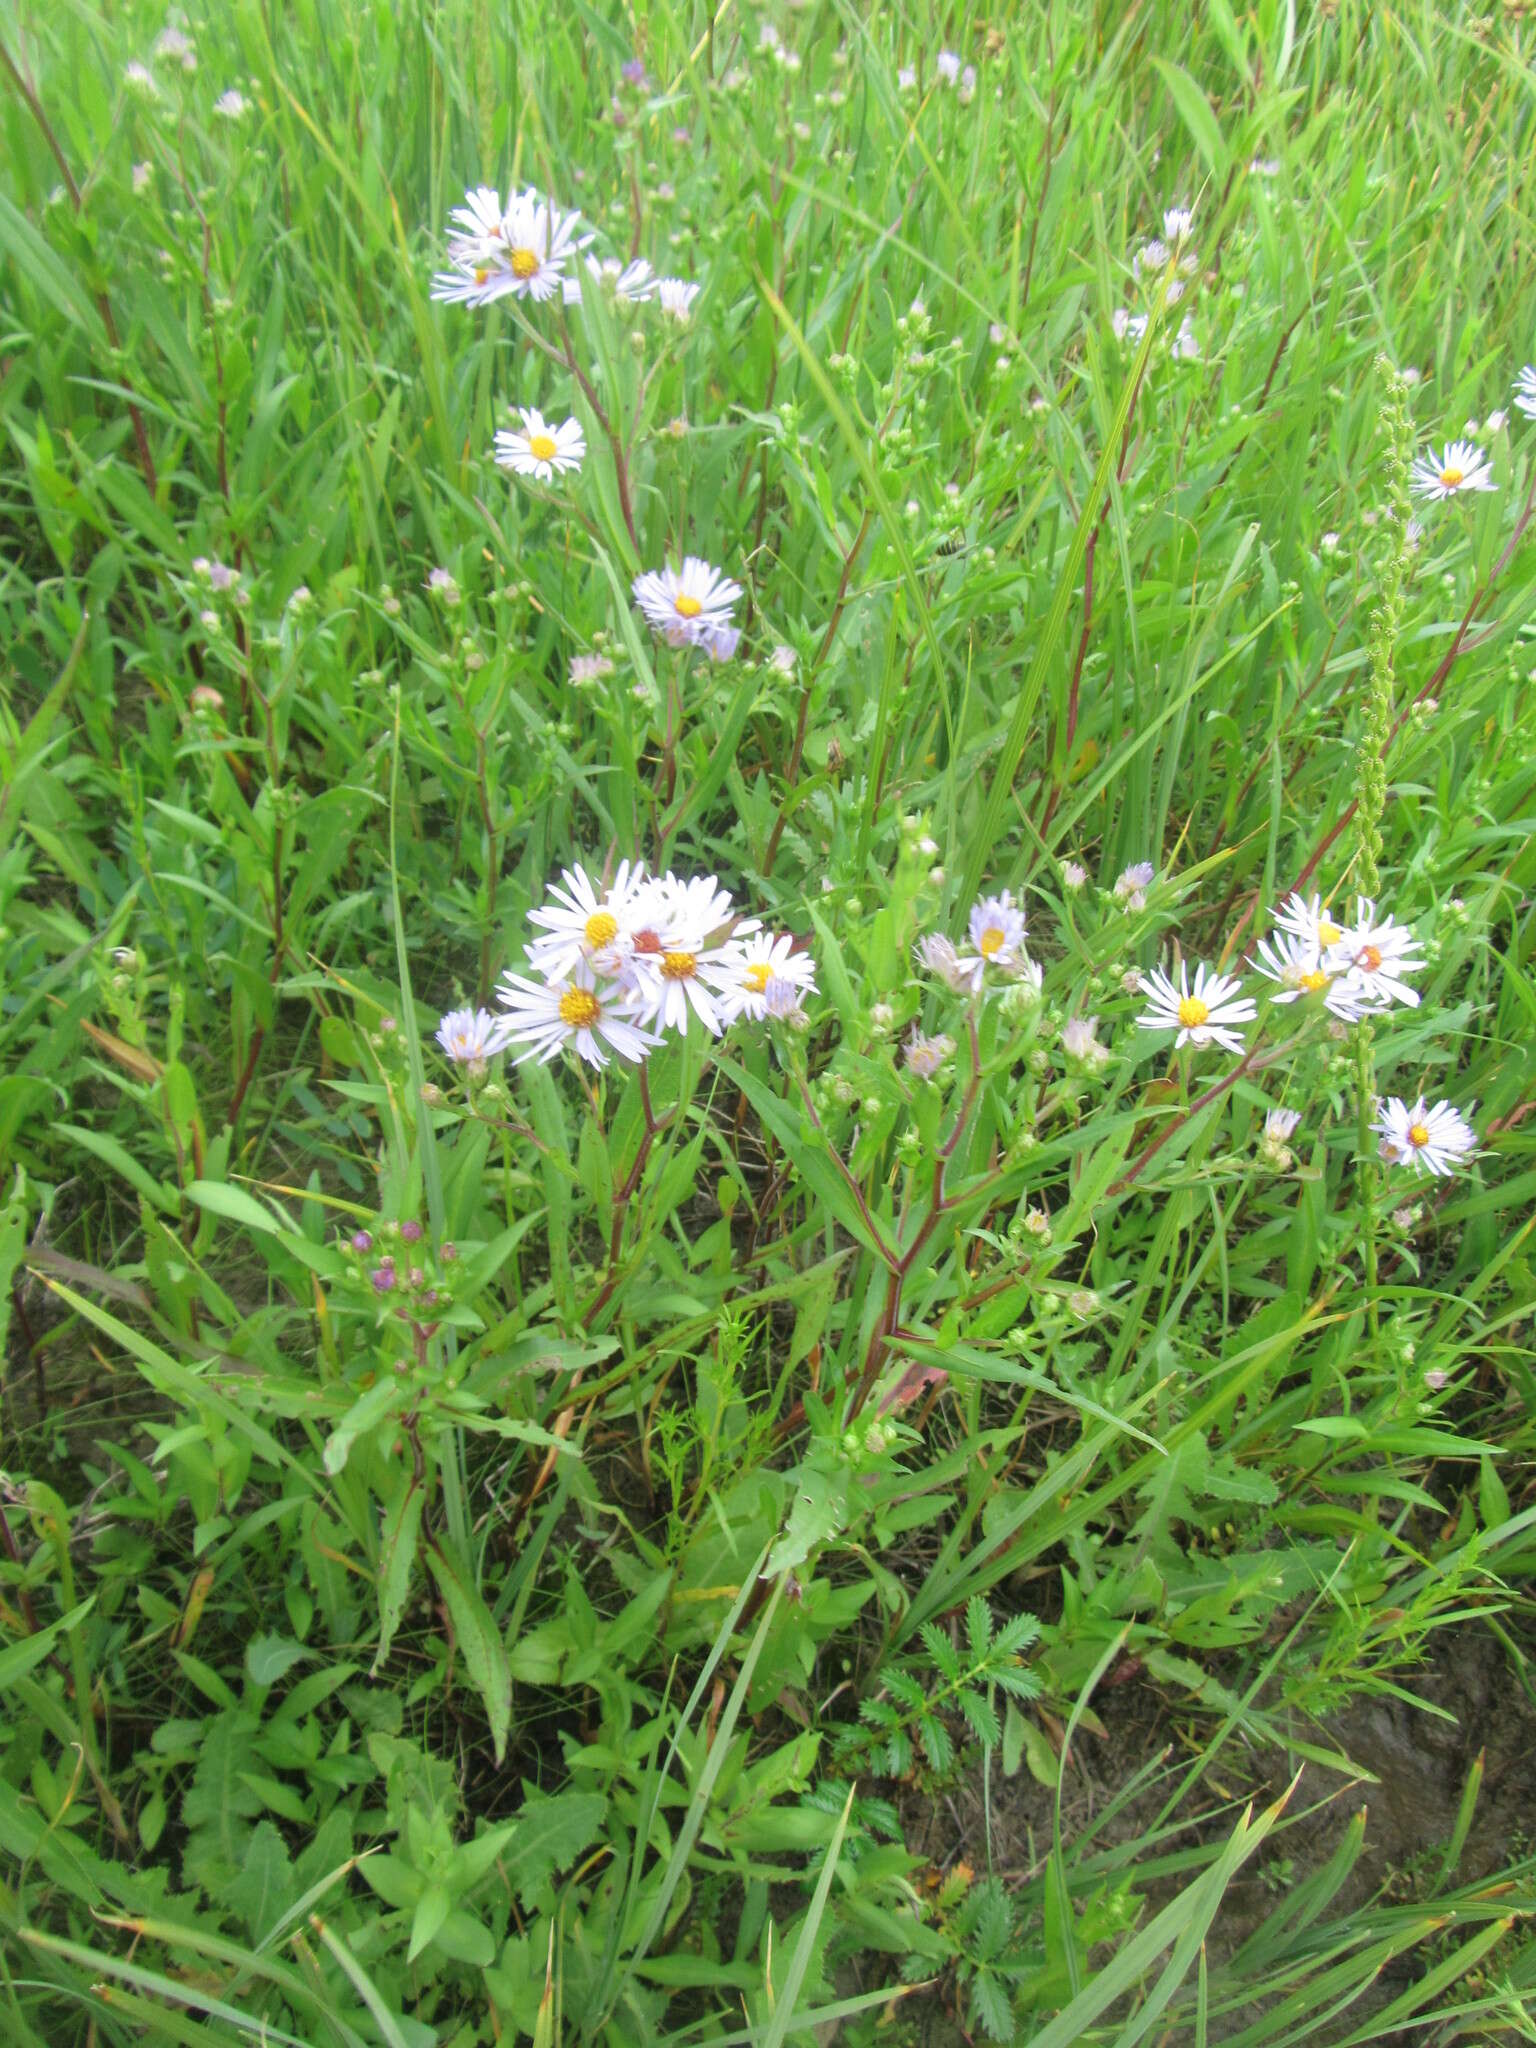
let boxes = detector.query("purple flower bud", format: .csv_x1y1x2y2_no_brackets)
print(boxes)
379,1015,397,1034
351,1230,373,1253
408,1267,425,1288
400,1218,424,1244
423,1289,439,1307
370,1263,396,1294
621,56,648,85
440,1242,458,1263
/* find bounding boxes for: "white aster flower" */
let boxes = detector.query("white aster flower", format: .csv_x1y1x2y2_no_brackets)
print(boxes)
433,187,585,306
954,891,1027,989
958,64,977,101
625,911,737,1035
1112,309,1149,344
1409,438,1495,503
1132,238,1168,277
1264,1107,1301,1143
435,1007,512,1065
1162,206,1195,247
1249,155,1279,177
897,65,916,91
1061,860,1087,890
768,644,796,675
904,1028,954,1080
526,859,651,981
936,49,963,82
570,653,614,685
647,871,739,940
1172,315,1199,361
132,161,153,193
1254,929,1333,1004
657,277,701,321
1514,367,1536,421
1372,1096,1476,1177
1324,898,1423,1012
913,933,974,993
578,254,658,302
1113,860,1155,909
1486,410,1507,434
497,962,656,1069
1272,891,1346,954
1138,961,1256,1055
157,25,196,66
705,931,817,1024
494,408,586,481
214,89,248,118
126,60,156,93
1061,1015,1107,1068
632,557,742,648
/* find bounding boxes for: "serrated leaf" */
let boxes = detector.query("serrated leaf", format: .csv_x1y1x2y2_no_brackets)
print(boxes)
918,1712,954,1773
965,1595,993,1665
217,1819,293,1940
968,1966,1016,2043
503,1790,607,1910
958,1689,1001,1749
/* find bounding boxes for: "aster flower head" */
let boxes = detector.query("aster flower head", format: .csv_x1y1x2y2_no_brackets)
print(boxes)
1113,309,1149,344
497,960,657,1070
1410,438,1496,503
214,89,248,118
435,1006,513,1066
936,49,963,82
1372,1096,1476,1177
1163,206,1195,246
955,891,1027,989
657,277,701,322
433,186,586,307
494,408,586,481
582,254,657,302
913,933,975,993
156,25,197,68
1265,1107,1301,1143
632,557,742,649
1514,367,1536,421
1272,891,1346,954
526,859,652,982
1324,898,1423,1012
1061,859,1088,890
570,653,614,685
1113,861,1156,909
1137,961,1257,1055
904,1027,954,1080
1061,1015,1107,1068
705,931,818,1025
1254,928,1334,1005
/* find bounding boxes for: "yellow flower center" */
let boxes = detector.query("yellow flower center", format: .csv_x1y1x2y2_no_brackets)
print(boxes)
474,266,491,285
1298,969,1329,992
743,962,773,992
978,925,1006,957
1408,1122,1430,1148
1177,995,1210,1028
558,987,600,1029
674,594,703,618
1438,464,1464,489
584,911,619,949
661,950,697,982
1317,918,1342,946
510,246,540,279
1357,944,1383,972
528,432,558,461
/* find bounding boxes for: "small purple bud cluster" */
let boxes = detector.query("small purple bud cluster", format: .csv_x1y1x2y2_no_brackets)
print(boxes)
339,1215,461,1323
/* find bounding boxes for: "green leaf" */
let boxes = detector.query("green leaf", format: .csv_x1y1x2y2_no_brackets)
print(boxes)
323,1376,403,1476
502,1789,607,1910
245,1634,311,1687
426,1538,512,1764
1151,58,1231,174
218,1819,294,1941
373,1469,425,1673
187,1179,287,1235
408,1882,452,1963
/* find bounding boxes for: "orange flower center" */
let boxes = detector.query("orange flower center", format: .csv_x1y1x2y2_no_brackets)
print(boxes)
558,987,600,1029
978,925,1006,957
743,962,773,992
661,950,697,982
1439,465,1464,489
674,594,703,618
1408,1122,1430,1148
1177,995,1210,1028
633,929,662,955
1298,969,1329,992
584,911,618,949
1357,944,1383,972
528,432,558,461
510,246,540,279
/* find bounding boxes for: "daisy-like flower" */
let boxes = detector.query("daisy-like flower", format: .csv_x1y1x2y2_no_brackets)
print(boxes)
705,931,817,1025
156,25,197,68
494,408,586,481
958,64,977,101
913,933,974,993
582,254,657,301
570,653,614,685
1254,929,1333,1004
1272,891,1346,954
1409,438,1496,503
125,60,156,92
526,859,651,982
497,962,656,1070
625,913,736,1036
435,1007,512,1066
1132,238,1169,278
647,871,740,940
433,187,585,307
1113,861,1155,909
1372,1096,1476,1177
1514,366,1536,421
768,644,797,675
1061,860,1088,890
897,65,917,91
1112,309,1149,344
1264,1107,1301,1143
955,891,1027,989
1138,962,1257,1055
904,1028,954,1079
657,277,701,321
1061,1015,1108,1068
214,89,248,118
1324,898,1423,1011
936,49,963,82
1162,206,1195,247
632,558,742,649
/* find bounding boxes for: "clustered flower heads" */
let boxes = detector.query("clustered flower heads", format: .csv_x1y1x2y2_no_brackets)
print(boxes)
456,860,817,1072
